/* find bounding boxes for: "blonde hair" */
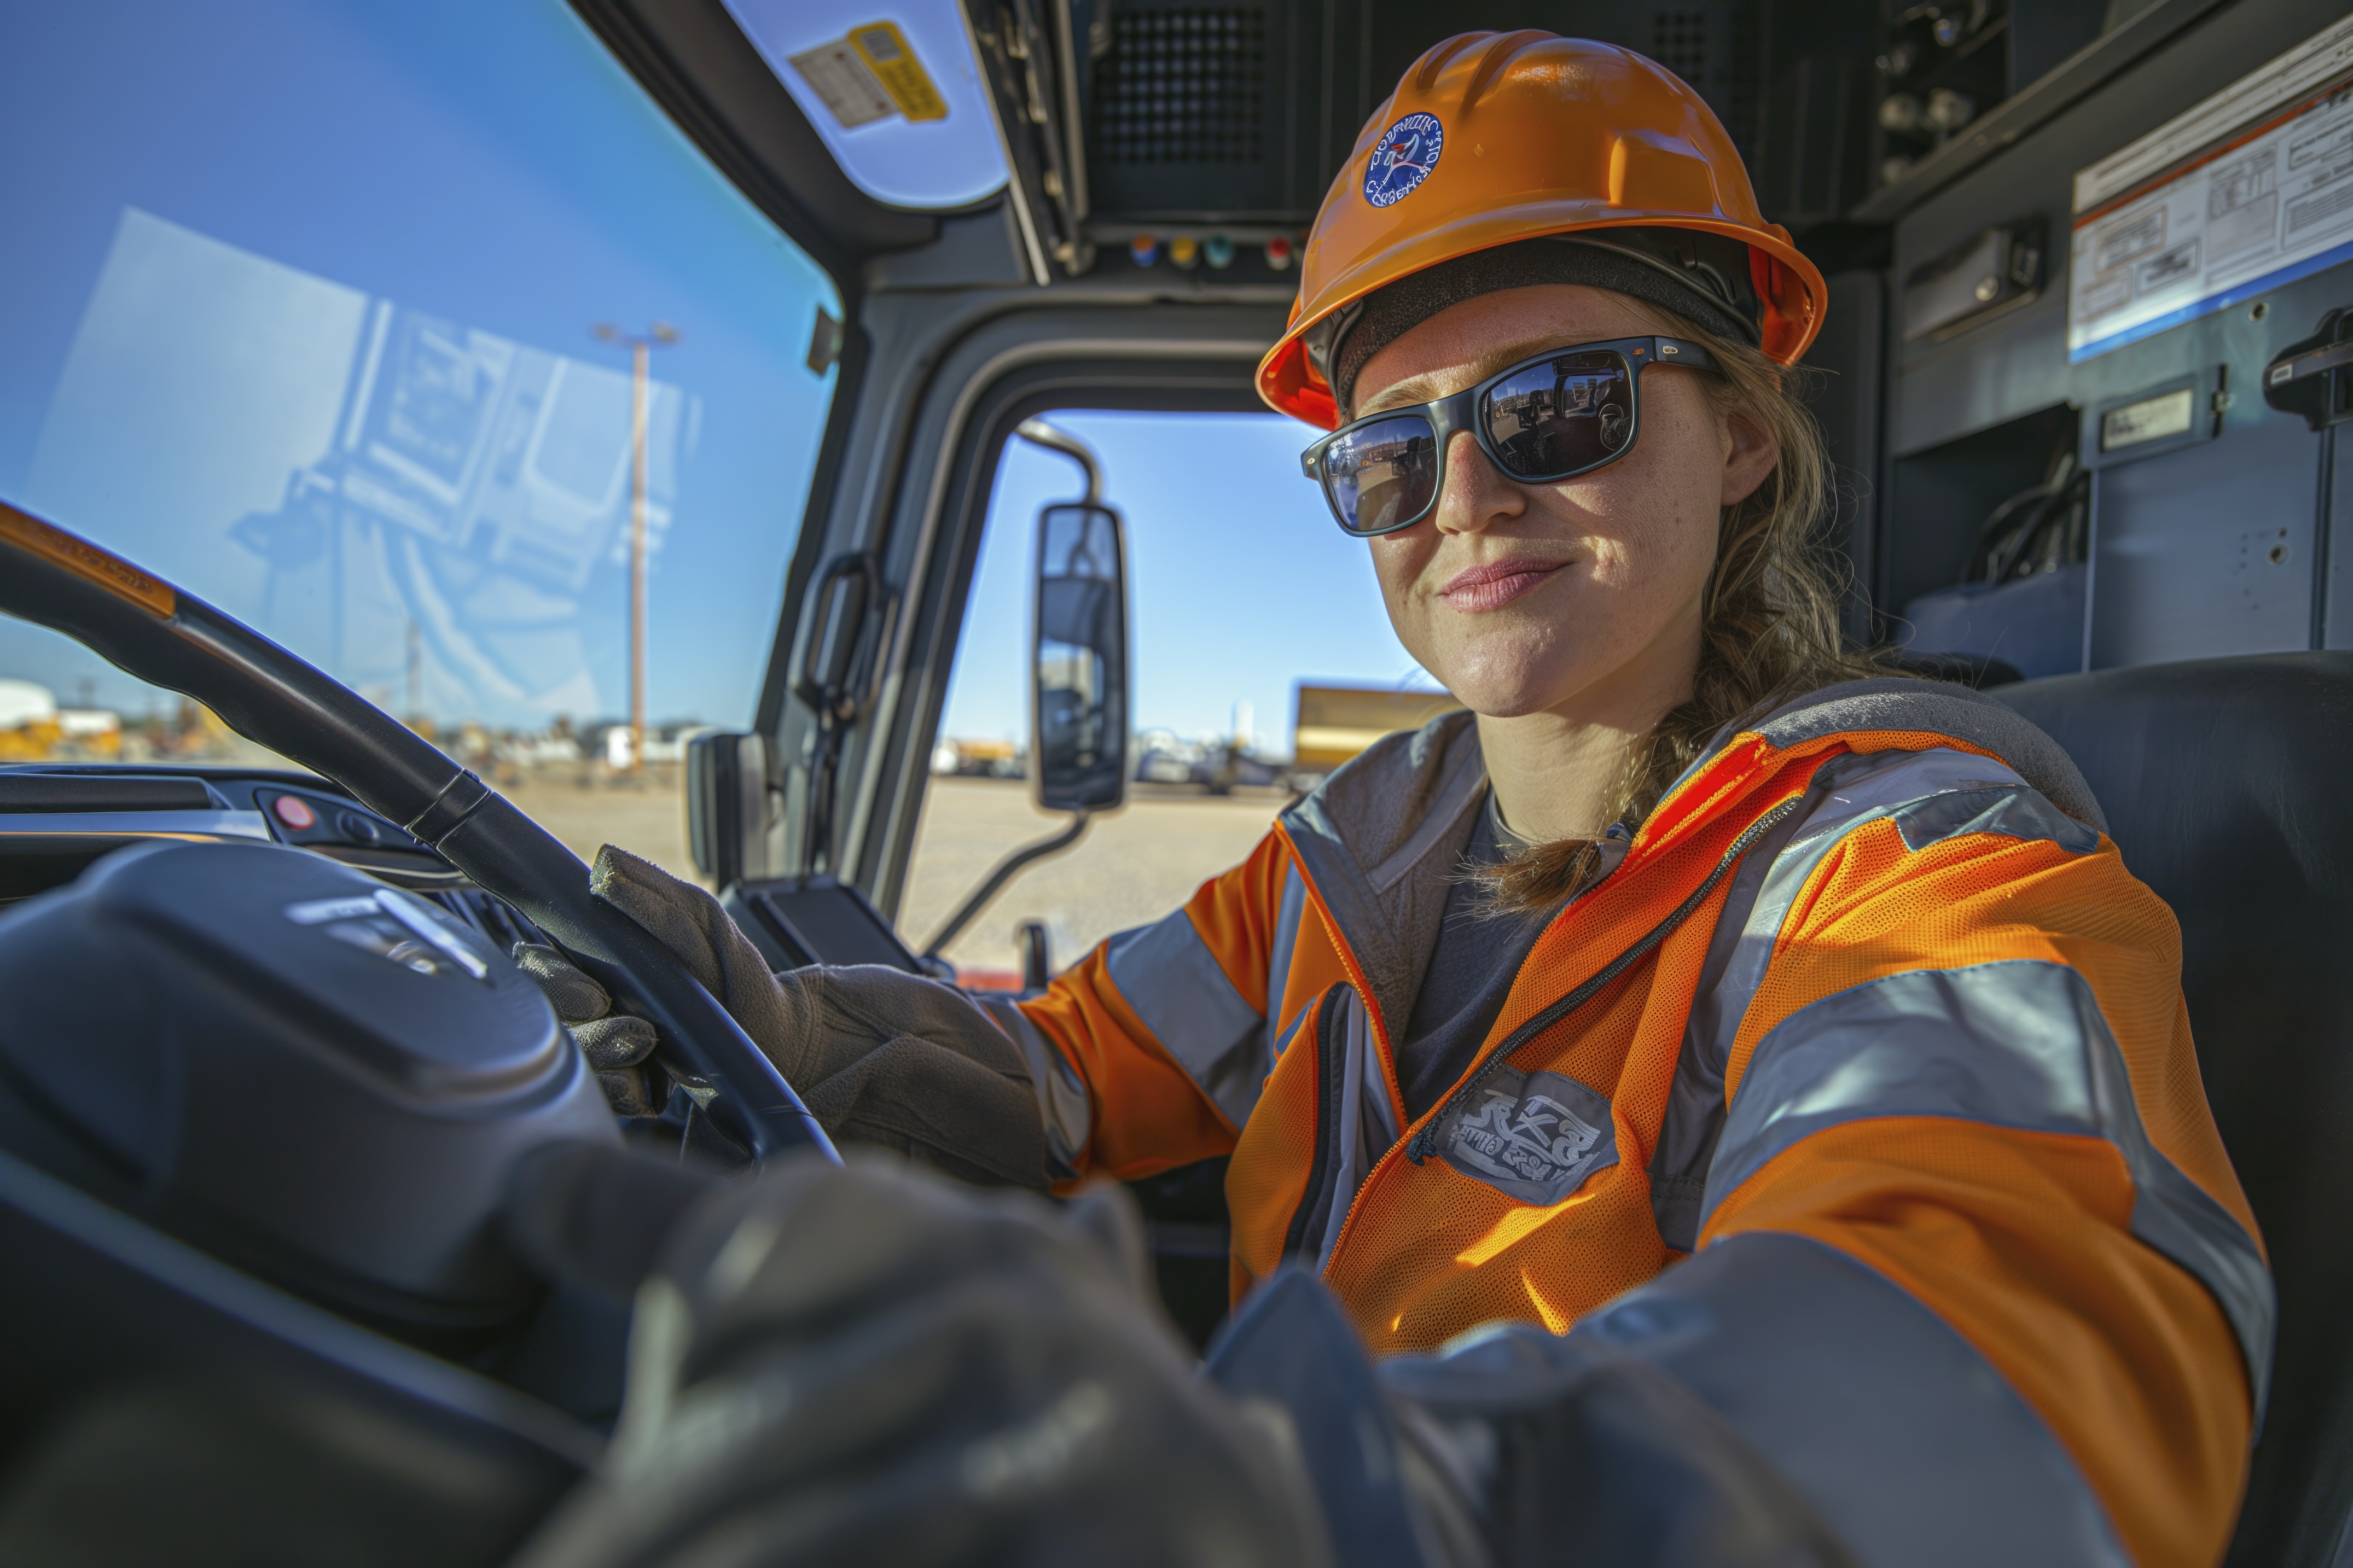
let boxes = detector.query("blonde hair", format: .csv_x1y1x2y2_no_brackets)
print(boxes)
1482,304,1903,912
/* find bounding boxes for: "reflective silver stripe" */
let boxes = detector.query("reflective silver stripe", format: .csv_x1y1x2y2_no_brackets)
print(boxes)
974,996,1091,1182
1891,782,2099,855
1312,989,1399,1275
1649,763,1839,1246
1704,959,2275,1412
1708,751,2086,1076
1264,865,1307,1064
1749,676,2110,836
1103,908,1267,1128
1582,1231,2132,1567
1653,749,2095,1249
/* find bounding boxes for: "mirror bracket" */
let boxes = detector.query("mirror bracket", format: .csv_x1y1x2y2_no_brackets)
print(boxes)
1014,418,1102,503
920,810,1091,959
792,551,886,874
918,420,1126,970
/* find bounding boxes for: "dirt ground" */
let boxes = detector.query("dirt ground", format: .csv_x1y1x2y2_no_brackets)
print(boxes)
501,767,701,883
899,777,1285,976
502,771,1285,977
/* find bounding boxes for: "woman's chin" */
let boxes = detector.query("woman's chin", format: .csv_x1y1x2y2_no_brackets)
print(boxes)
1442,674,1567,721
1429,644,1591,721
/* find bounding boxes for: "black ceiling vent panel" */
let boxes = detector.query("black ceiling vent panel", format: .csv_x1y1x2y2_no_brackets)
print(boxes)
1353,0,1883,236
1079,1,1318,228
1095,9,1268,167
977,1,1887,275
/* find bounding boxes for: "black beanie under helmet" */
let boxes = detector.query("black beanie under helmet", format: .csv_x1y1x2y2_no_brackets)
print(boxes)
1309,227,1764,417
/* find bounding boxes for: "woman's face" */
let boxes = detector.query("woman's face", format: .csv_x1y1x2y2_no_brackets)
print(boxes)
1349,285,1777,721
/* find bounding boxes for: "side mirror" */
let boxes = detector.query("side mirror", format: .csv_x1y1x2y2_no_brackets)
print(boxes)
685,730,777,889
917,421,1122,964
1031,502,1129,815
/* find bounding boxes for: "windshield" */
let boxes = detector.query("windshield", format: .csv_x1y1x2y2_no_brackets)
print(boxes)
0,0,843,876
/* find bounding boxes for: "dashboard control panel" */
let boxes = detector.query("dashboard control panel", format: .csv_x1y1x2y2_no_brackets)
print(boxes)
0,766,476,904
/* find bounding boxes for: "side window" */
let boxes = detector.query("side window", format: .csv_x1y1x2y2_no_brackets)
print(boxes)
0,1,841,871
900,411,1448,986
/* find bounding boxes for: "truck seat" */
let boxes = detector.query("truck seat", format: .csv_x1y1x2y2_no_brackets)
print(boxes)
1992,651,2353,1567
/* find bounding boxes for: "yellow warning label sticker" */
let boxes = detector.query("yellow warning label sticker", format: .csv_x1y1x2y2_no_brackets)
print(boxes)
0,500,176,618
847,22,946,123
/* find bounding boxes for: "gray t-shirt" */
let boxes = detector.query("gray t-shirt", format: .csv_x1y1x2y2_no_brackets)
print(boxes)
1394,792,1558,1124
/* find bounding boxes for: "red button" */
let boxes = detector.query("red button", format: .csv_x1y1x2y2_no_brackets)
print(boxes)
270,794,317,831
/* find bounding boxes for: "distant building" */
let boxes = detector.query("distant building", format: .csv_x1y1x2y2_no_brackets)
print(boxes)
1291,684,1461,783
0,679,121,760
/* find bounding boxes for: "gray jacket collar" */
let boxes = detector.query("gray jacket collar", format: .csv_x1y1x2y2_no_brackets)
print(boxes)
1280,710,1486,1041
1277,679,2106,1041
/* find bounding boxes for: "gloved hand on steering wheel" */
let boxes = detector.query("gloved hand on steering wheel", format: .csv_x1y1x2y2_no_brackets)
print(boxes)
509,1151,1332,1568
517,846,1050,1188
512,942,665,1116
504,1147,1849,1568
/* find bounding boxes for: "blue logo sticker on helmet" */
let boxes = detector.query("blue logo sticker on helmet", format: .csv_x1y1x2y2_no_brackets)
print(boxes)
1363,112,1443,209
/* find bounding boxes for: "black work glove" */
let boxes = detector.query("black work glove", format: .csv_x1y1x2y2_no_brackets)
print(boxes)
512,943,663,1117
508,1152,1333,1568
563,846,1050,1189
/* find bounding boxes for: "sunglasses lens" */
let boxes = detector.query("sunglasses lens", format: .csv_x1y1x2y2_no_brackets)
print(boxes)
1323,415,1437,534
1482,352,1635,480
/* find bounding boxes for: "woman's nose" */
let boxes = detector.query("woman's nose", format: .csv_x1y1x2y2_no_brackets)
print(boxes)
1432,428,1523,535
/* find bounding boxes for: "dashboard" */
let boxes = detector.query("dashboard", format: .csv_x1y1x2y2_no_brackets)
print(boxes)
0,763,536,949
0,757,1237,1568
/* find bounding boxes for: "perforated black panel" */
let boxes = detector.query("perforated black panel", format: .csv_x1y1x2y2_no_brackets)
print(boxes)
1095,9,1267,166
1651,9,1709,80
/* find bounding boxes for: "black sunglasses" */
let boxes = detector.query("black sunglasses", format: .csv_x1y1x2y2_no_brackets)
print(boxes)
1299,336,1718,537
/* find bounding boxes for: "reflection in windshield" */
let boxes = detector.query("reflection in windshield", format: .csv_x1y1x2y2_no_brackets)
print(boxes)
2,0,846,883
37,209,686,730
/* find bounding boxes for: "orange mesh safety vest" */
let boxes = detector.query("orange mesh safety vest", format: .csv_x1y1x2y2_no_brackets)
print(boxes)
996,681,2267,1568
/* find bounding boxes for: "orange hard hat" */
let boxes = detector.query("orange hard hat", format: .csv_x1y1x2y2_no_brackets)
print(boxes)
1256,31,1828,429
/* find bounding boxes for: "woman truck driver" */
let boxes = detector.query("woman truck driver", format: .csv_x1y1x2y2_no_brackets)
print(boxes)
533,31,2268,1568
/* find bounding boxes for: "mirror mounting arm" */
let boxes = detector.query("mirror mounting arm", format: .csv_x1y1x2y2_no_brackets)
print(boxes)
794,551,885,875
920,420,1123,972
920,809,1091,960
1015,418,1102,504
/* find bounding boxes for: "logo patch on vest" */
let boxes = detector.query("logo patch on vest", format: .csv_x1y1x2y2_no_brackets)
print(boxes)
1363,112,1443,208
1437,1066,1619,1205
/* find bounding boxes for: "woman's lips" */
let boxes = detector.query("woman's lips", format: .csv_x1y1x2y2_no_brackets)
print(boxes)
1438,557,1567,613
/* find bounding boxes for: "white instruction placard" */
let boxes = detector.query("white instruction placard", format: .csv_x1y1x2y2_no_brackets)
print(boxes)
788,38,896,130
2068,14,2353,363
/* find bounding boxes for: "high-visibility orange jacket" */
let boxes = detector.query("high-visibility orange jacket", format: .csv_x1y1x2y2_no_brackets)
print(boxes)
984,679,2268,1568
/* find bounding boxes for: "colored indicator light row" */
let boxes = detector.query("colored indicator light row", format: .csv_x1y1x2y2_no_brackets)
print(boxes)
1127,233,1297,271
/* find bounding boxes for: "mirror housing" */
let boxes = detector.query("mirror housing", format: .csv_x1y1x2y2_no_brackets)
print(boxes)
1031,503,1129,815
686,730,778,889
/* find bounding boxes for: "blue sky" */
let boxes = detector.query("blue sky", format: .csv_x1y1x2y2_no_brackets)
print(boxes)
942,411,1442,753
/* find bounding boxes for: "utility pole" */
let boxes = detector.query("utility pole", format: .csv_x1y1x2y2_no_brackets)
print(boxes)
592,319,679,775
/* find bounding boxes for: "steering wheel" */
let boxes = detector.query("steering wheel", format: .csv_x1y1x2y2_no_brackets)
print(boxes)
0,500,834,1166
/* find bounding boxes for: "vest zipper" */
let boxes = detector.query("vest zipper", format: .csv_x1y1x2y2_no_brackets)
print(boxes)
1281,982,1354,1262
1402,795,1804,1168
